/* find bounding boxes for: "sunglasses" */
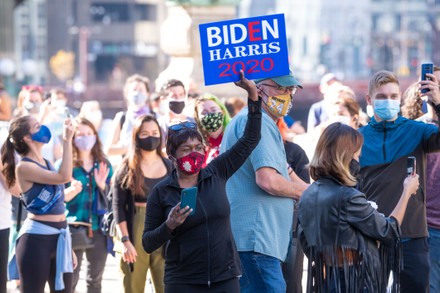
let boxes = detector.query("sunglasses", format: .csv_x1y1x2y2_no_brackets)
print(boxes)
261,84,298,94
21,85,43,93
168,121,197,136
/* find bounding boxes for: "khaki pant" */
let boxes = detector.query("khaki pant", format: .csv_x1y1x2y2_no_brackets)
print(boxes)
118,206,165,293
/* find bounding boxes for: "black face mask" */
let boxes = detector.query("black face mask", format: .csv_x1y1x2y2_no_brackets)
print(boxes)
349,159,360,178
169,101,185,114
137,136,161,151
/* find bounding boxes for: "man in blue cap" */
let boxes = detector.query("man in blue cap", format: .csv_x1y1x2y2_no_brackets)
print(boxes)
220,71,309,292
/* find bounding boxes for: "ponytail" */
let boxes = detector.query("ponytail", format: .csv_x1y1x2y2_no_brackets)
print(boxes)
1,115,32,187
1,138,17,188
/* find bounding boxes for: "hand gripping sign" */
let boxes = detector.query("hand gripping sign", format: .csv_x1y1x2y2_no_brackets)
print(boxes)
199,14,289,86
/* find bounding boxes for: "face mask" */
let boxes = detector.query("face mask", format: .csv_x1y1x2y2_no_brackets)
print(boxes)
54,99,67,109
24,102,41,114
333,115,351,125
74,135,96,151
175,152,205,175
264,94,292,117
349,159,360,179
137,136,160,151
128,92,148,106
169,101,185,114
201,112,223,132
373,99,400,121
31,125,52,144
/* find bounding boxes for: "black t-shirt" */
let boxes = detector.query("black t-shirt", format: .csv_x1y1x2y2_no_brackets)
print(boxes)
284,140,310,184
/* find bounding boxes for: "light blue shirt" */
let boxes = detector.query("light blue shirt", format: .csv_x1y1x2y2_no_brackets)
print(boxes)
8,218,73,291
220,108,294,261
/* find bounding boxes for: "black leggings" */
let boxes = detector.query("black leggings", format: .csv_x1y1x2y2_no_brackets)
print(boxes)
0,228,9,293
15,225,72,293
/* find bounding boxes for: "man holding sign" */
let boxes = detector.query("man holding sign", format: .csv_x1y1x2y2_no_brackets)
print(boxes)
220,71,309,292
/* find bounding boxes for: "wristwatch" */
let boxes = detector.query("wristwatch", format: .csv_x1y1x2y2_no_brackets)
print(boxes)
121,235,129,243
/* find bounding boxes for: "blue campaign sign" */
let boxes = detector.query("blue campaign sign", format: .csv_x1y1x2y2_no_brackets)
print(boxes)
199,14,289,86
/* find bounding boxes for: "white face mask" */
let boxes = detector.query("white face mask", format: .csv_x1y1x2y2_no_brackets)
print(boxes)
54,99,67,109
332,115,351,125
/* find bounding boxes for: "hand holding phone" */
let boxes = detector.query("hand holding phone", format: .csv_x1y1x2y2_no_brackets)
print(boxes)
421,63,434,94
180,187,197,216
407,156,416,176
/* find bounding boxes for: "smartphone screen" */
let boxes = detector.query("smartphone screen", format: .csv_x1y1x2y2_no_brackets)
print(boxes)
421,63,434,93
180,187,197,215
407,156,416,176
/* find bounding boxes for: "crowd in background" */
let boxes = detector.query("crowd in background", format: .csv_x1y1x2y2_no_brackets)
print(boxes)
0,63,439,293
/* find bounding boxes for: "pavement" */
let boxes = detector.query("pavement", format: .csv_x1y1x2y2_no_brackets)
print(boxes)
7,255,155,293
7,254,307,293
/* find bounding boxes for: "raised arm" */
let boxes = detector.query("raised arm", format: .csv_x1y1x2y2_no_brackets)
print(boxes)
208,70,262,179
17,119,74,186
389,174,420,225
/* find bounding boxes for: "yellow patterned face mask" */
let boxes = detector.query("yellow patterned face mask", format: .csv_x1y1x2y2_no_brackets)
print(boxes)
265,94,292,117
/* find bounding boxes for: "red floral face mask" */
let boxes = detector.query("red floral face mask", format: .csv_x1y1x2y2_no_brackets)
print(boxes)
175,152,205,175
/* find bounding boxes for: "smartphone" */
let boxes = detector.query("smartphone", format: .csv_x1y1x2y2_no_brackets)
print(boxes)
422,100,428,114
180,187,197,216
127,262,134,272
421,63,434,94
64,107,72,119
407,156,416,176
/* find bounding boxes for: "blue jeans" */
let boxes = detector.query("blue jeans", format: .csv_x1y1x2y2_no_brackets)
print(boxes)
429,227,440,293
239,252,286,293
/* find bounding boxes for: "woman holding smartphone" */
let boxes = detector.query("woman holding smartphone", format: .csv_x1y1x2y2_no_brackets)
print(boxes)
142,71,261,293
1,115,76,293
112,114,173,293
298,122,420,292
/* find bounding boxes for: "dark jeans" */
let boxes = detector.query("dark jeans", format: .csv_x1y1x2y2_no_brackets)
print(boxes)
429,227,440,293
0,228,9,293
400,237,430,293
72,230,108,293
16,233,73,293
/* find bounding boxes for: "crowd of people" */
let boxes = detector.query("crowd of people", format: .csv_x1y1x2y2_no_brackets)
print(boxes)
0,61,438,293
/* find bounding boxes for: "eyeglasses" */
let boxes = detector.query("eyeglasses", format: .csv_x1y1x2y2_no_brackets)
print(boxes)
168,121,197,136
261,84,298,94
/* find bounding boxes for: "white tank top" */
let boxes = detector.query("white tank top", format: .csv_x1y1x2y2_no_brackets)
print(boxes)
0,182,12,229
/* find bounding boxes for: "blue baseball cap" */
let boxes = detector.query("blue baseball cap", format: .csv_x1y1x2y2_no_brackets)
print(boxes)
254,70,303,89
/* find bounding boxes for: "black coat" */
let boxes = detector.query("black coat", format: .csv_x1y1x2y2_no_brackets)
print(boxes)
298,177,401,292
142,99,262,286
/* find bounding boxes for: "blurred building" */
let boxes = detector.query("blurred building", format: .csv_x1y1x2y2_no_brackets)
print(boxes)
370,0,440,76
240,0,440,82
0,0,16,95
46,0,166,90
14,0,48,85
0,0,15,60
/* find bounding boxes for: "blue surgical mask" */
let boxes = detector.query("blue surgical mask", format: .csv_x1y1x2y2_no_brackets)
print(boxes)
74,135,97,151
373,99,400,121
30,125,52,144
